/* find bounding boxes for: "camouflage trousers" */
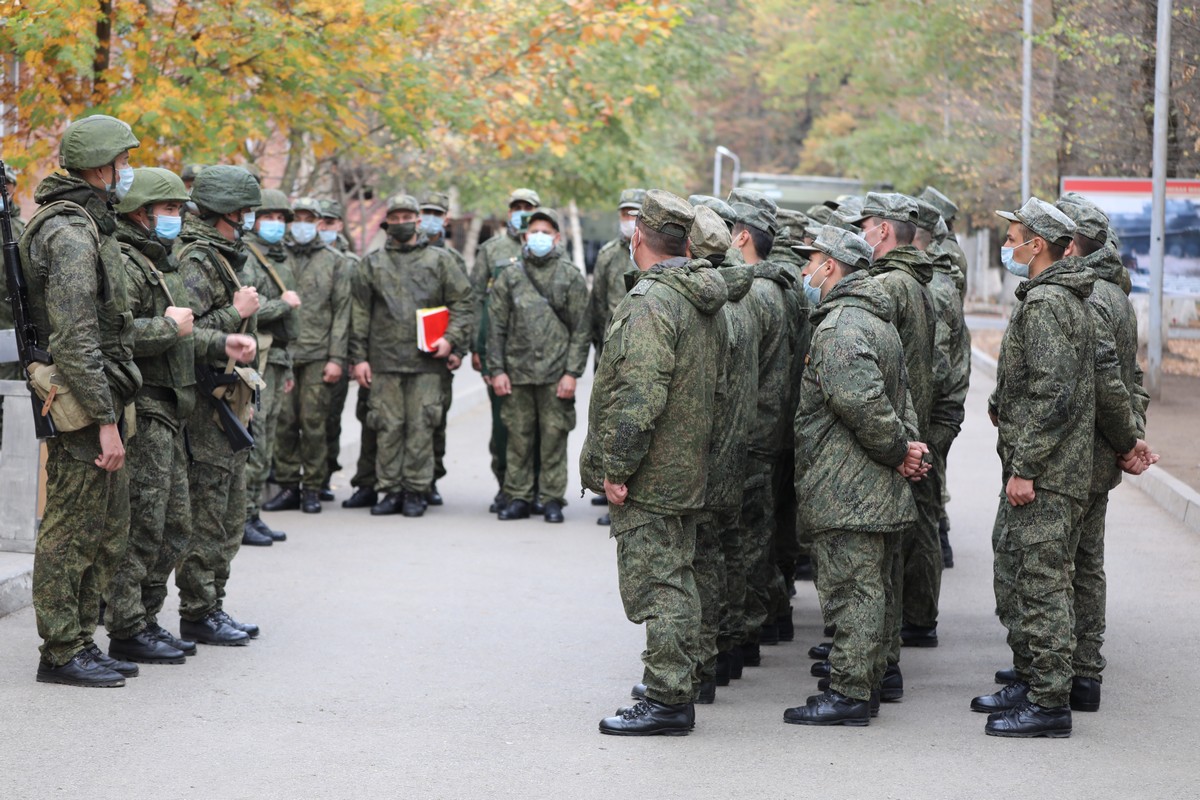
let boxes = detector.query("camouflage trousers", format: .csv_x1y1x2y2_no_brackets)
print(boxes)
34,435,130,666
488,384,508,489
1073,491,1109,680
614,511,701,705
105,410,191,639
696,507,739,683
899,469,943,629
177,450,249,620
772,453,798,612
369,372,443,494
351,385,377,489
992,488,1083,708
245,362,288,518
499,383,575,505
325,373,351,482
741,457,783,643
813,528,889,702
434,370,454,481
274,360,332,490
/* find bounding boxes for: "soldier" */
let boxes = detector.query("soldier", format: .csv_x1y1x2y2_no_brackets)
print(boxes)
471,188,541,513
1,166,26,435
262,197,350,514
175,164,263,646
318,199,355,502
350,194,473,517
241,189,301,543
21,115,143,687
726,192,796,665
973,197,1148,738
919,187,968,300
102,167,204,665
912,201,970,569
784,226,927,726
489,207,589,523
582,190,727,736
419,190,469,506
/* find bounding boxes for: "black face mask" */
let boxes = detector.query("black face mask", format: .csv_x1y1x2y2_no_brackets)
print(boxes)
386,221,418,243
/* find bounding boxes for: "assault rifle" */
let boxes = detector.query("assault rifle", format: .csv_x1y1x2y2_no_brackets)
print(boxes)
0,158,56,439
194,363,254,453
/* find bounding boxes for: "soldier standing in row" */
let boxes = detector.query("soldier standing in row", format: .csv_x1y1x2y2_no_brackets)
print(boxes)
350,194,473,518
489,207,589,523
319,199,356,502
23,115,144,687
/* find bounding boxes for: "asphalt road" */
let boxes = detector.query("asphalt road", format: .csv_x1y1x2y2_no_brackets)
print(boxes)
1,368,1197,799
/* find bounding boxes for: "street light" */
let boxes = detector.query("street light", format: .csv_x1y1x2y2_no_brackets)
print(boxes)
713,146,740,198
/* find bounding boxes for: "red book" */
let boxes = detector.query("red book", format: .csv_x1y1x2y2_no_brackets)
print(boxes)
416,306,450,353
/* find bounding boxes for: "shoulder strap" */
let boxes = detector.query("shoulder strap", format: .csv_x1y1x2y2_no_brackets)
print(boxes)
244,239,288,293
119,241,176,306
25,200,100,245
517,260,570,329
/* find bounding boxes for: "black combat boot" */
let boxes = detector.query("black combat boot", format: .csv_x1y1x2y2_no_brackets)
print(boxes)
599,698,695,736
262,486,301,512
401,491,426,518
319,481,335,502
498,499,531,520
300,489,321,514
250,515,286,542
597,514,611,526
371,492,404,516
1070,676,1101,712
810,660,830,679
759,622,780,646
146,623,197,656
995,667,1019,684
715,651,732,686
808,641,832,661
696,681,716,704
777,609,794,641
543,501,564,523
342,486,378,509
426,482,444,506
900,622,938,647
242,520,273,547
881,663,904,702
36,649,125,688
783,689,870,727
742,641,762,667
591,495,608,506
532,494,546,515
109,629,186,664
489,490,509,514
216,610,259,639
984,701,1072,738
180,612,249,646
971,681,1030,713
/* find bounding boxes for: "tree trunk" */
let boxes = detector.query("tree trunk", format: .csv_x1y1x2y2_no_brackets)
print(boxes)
279,128,307,196
463,215,484,271
92,1,114,98
567,200,585,273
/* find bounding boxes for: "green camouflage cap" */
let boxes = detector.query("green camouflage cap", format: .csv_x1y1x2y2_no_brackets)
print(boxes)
528,207,561,232
688,195,737,227
731,202,778,236
824,194,861,211
258,188,294,220
59,114,140,170
180,164,205,182
833,195,865,224
3,165,16,185
385,193,420,214
190,165,262,214
806,204,836,225
632,189,693,239
1055,194,1109,244
727,187,777,215
996,197,1076,247
115,167,190,214
913,198,944,233
292,196,324,217
934,217,949,241
688,205,732,261
775,208,811,243
919,186,958,222
792,224,874,270
843,191,919,226
507,188,541,208
419,191,450,214
318,198,344,219
618,188,647,211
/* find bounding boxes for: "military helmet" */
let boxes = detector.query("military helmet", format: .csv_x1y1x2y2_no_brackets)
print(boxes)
190,165,262,214
114,167,190,214
319,199,345,220
59,114,140,170
292,196,324,218
257,188,294,221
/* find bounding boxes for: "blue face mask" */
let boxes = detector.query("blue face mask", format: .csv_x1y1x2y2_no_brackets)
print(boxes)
259,219,286,244
291,221,318,245
154,214,182,241
509,210,529,233
526,231,555,258
113,166,135,201
802,264,830,306
1001,239,1034,278
319,229,338,244
419,214,445,237
241,211,256,231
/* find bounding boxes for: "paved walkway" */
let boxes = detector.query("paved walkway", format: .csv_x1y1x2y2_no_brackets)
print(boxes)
1,369,1197,799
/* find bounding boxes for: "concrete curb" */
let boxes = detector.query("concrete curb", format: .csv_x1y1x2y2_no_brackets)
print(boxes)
0,552,33,618
971,346,1200,535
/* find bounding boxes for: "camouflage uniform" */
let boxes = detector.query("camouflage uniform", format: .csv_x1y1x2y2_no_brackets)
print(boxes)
488,240,589,505
796,266,919,701
322,203,359,484
174,206,258,621
275,227,350,492
351,230,473,496
21,172,142,666
580,191,727,705
104,207,201,639
0,186,24,445
919,187,968,301
242,229,299,519
588,190,644,362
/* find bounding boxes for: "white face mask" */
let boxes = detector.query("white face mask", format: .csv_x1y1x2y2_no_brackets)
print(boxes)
619,218,636,240
242,211,256,231
319,229,338,244
291,221,318,244
113,166,135,201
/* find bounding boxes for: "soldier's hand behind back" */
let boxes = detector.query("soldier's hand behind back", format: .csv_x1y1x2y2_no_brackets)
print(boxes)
164,306,194,337
96,423,125,472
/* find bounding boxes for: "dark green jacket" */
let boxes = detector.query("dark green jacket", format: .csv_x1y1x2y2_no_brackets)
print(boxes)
115,218,196,426
746,261,796,461
488,247,590,384
287,239,350,366
580,257,728,530
350,238,473,374
244,233,299,368
707,264,758,511
927,246,971,448
589,236,633,349
870,245,936,437
470,230,523,368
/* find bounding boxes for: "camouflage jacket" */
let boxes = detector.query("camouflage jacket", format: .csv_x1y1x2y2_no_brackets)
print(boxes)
942,234,969,301
244,233,299,368
580,257,728,531
707,264,758,511
1086,247,1150,492
470,229,523,368
795,270,919,534
990,258,1101,500
927,246,971,446
177,214,257,372
769,250,814,449
746,261,797,461
488,248,590,384
19,173,141,446
870,245,936,437
431,241,471,357
286,239,350,366
589,236,633,348
115,217,196,426
350,238,473,374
